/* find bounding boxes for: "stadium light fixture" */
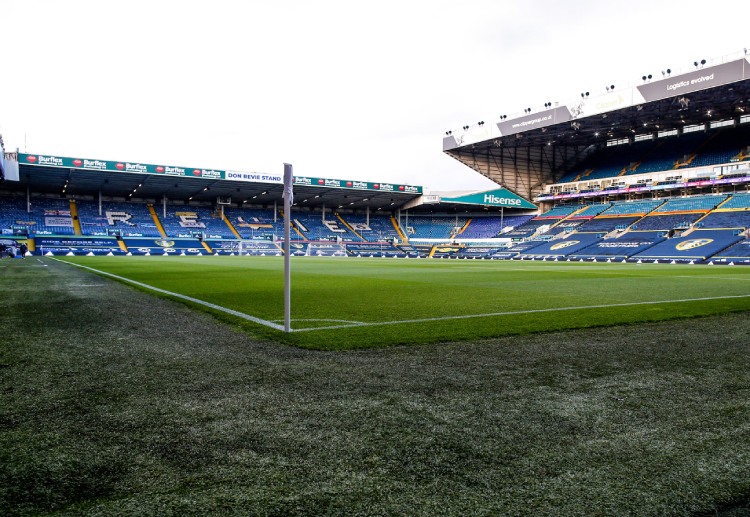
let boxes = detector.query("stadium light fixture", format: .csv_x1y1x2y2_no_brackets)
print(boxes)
445,131,452,135
580,92,589,98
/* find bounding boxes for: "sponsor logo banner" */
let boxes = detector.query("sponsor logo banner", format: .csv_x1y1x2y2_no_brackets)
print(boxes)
441,188,536,209
292,176,422,194
637,59,746,103
19,153,423,194
496,106,572,137
44,216,74,227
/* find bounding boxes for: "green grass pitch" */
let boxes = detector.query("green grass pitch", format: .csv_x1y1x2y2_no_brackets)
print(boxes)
58,256,750,350
3,257,750,514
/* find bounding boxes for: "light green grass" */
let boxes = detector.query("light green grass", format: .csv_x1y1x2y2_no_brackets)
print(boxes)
58,256,750,350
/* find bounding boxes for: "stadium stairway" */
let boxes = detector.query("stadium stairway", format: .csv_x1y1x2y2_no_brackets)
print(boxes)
336,213,365,240
391,216,408,243
147,205,168,238
222,214,243,239
69,200,83,235
201,241,213,254
456,218,472,236
117,240,128,253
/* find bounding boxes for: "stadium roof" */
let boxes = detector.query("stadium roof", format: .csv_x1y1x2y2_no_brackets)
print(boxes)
443,55,750,200
2,152,539,214
3,152,424,212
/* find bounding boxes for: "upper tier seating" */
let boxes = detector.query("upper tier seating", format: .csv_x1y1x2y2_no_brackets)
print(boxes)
629,213,704,231
600,199,665,216
718,193,750,209
576,216,641,233
652,195,727,212
556,125,750,184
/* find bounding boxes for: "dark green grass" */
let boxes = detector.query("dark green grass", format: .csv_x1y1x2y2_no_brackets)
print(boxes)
58,256,750,350
1,258,749,515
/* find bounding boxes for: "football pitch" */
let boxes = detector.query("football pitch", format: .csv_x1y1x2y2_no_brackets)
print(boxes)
57,256,750,350
4,256,750,515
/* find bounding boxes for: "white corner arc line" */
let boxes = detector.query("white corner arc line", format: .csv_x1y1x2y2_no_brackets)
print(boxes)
51,258,286,331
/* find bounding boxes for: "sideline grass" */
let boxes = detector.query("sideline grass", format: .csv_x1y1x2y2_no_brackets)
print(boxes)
59,255,750,350
1,257,749,515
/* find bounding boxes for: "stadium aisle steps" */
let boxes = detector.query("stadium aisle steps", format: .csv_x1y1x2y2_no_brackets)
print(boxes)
69,200,82,236
118,240,128,253
281,210,307,240
336,213,364,240
147,205,168,238
456,218,472,236
201,241,213,253
391,216,408,243
222,214,243,239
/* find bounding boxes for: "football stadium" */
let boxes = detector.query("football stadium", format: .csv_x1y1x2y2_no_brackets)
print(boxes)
3,51,750,515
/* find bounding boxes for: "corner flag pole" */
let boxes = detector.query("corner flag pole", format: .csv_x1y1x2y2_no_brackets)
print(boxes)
282,163,293,333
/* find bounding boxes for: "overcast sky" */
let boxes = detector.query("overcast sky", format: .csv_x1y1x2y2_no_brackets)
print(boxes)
1,0,747,192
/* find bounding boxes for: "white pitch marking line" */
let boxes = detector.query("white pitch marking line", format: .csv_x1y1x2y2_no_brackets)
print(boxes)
51,258,285,331
272,318,366,324
290,293,750,333
674,275,750,282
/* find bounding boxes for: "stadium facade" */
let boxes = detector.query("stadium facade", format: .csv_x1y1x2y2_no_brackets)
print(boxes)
2,51,750,263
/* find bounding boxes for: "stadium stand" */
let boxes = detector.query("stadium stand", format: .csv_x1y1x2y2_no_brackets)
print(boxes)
601,199,665,215
405,215,468,239
713,238,750,264
345,242,406,257
224,207,284,240
0,196,75,236
489,240,546,258
630,229,744,262
456,214,534,239
77,200,161,237
160,205,235,239
570,232,665,261
517,233,602,259
290,212,363,242
651,194,728,212
343,214,403,242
